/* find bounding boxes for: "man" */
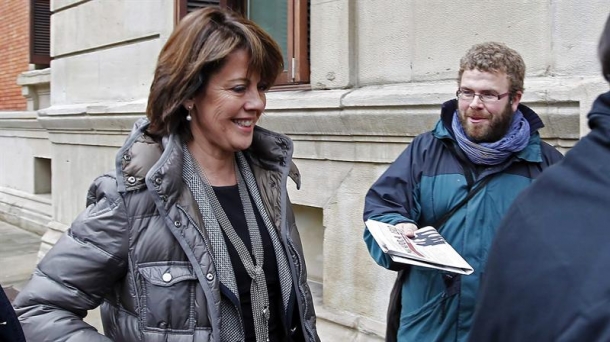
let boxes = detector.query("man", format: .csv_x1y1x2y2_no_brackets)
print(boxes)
470,16,610,342
363,42,563,342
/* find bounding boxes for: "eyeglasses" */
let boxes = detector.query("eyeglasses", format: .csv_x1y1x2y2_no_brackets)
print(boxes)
456,89,510,103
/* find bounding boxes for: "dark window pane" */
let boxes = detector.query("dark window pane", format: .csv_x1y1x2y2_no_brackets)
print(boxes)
187,0,220,12
247,0,288,68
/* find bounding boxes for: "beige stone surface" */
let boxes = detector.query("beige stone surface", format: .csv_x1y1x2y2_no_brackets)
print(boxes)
310,0,354,89
356,0,414,85
51,39,161,105
50,143,117,224
52,0,173,57
552,0,610,77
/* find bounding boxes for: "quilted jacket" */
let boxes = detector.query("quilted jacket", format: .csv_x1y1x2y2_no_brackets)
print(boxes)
14,118,320,342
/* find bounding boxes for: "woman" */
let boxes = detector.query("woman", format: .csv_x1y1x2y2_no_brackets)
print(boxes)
14,7,320,342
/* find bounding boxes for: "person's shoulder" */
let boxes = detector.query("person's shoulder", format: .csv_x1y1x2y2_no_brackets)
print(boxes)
539,140,564,165
86,171,122,207
410,131,438,149
392,131,438,160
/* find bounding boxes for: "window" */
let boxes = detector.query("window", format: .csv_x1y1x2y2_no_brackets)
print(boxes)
33,157,52,194
177,0,309,88
30,0,51,67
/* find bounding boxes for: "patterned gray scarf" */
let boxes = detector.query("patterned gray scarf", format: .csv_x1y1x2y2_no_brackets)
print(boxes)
182,144,293,341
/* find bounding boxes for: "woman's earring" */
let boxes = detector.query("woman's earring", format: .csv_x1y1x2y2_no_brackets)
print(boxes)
186,105,192,121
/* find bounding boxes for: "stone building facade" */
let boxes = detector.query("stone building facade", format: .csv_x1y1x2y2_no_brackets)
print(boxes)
1,1,609,340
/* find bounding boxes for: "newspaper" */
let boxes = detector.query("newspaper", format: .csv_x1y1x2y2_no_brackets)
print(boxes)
365,219,474,275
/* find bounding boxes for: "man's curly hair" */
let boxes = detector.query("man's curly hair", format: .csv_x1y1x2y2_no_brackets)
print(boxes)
458,42,525,95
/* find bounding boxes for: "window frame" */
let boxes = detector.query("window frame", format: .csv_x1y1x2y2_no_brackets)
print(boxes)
176,0,309,89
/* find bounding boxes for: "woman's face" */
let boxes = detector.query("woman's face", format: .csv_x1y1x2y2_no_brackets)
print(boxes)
187,49,267,157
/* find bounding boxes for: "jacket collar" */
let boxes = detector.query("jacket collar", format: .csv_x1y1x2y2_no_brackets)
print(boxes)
115,118,301,200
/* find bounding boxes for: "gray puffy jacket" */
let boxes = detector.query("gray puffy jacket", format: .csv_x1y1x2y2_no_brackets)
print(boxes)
14,118,320,342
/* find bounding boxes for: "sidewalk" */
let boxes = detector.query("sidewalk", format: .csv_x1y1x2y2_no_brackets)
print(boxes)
0,220,103,332
0,220,39,290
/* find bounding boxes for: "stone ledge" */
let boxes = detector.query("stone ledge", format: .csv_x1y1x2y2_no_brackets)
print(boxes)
309,281,385,340
37,114,142,133
36,76,607,113
34,76,592,139
45,132,131,148
0,187,52,236
0,111,44,130
39,99,147,116
17,69,51,87
0,187,52,206
316,307,385,339
0,130,49,140
44,75,600,114
266,89,350,110
260,107,578,140
17,69,51,111
39,221,70,261
37,100,145,133
52,0,87,12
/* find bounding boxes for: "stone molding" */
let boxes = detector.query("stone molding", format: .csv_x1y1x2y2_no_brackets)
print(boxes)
25,76,588,163
39,220,70,261
17,69,51,111
0,111,44,131
0,187,52,237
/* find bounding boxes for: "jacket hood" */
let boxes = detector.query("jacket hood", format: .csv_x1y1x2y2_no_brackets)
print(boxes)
587,90,610,135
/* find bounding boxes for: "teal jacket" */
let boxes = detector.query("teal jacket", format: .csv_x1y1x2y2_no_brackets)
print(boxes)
363,99,563,342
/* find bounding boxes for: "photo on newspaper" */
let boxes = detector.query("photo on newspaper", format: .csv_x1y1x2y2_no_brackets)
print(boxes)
365,219,474,275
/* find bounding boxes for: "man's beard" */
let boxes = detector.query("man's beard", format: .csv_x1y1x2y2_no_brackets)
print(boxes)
458,103,514,143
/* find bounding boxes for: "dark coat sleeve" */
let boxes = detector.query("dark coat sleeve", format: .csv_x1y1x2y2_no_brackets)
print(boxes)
13,173,129,342
0,287,25,342
363,136,423,269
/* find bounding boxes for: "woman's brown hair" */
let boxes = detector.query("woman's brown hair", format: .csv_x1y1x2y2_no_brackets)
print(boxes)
146,7,284,142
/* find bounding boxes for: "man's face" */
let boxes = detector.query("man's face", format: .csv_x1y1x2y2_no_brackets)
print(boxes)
457,69,521,143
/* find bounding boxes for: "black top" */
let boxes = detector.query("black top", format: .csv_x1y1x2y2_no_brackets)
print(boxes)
213,185,285,342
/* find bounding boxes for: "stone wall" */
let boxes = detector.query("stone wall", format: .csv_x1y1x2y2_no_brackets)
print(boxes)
0,69,52,238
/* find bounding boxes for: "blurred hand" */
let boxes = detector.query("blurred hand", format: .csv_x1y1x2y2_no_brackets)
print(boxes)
395,222,418,238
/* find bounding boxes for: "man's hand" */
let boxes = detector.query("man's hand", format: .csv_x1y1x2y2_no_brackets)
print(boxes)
396,222,418,238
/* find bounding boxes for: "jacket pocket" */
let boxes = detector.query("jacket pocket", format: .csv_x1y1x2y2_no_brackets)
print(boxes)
137,261,197,332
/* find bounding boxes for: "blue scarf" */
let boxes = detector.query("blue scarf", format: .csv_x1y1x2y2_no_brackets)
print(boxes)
451,109,531,165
